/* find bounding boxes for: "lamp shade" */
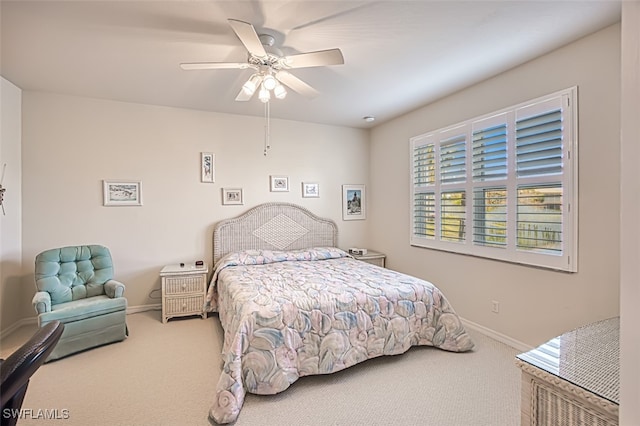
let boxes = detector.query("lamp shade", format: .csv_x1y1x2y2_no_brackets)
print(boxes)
262,74,277,91
242,74,262,96
274,84,287,99
258,86,271,103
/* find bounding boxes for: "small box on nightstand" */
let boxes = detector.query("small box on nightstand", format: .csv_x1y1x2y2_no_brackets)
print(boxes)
349,250,386,268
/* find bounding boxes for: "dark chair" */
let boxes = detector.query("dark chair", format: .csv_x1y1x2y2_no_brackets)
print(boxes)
0,321,64,426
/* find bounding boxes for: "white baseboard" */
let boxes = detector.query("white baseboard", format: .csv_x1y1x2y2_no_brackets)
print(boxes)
0,317,37,340
127,304,161,314
461,317,533,353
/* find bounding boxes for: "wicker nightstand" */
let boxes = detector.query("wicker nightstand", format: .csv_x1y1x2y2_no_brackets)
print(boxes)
160,263,208,323
350,250,386,268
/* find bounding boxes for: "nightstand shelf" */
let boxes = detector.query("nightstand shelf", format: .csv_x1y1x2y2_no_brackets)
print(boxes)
160,263,208,323
350,250,386,268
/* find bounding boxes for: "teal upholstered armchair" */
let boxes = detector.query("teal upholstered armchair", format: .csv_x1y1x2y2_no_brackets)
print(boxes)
32,245,128,361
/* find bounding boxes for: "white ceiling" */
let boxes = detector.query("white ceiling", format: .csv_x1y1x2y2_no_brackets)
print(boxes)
0,1,621,129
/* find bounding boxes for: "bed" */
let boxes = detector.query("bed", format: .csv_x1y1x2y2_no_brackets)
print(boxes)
205,203,474,424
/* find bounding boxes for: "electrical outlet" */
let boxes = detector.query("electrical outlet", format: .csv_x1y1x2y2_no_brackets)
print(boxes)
491,300,500,314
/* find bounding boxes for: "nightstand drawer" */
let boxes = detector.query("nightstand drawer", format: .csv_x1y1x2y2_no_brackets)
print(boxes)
164,295,205,315
164,275,206,295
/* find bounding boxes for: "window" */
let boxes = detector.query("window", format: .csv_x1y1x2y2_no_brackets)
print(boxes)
410,88,577,272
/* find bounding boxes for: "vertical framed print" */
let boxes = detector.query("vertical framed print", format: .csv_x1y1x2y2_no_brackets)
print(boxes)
201,152,215,183
342,184,365,220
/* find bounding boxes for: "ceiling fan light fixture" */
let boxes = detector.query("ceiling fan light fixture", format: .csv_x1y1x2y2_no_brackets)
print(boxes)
242,74,262,96
274,84,287,99
258,86,271,103
262,74,277,91
181,19,345,156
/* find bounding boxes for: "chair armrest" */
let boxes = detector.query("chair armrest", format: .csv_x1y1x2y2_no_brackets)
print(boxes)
32,292,51,314
104,280,125,298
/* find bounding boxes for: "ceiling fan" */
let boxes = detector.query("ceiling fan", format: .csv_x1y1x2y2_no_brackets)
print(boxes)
180,19,344,102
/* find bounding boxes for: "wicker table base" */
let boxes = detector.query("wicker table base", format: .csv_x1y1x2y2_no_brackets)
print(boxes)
515,318,619,426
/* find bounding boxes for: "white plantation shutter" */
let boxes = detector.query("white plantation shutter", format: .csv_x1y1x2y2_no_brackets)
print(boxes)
410,87,577,272
411,136,437,244
516,109,563,178
441,191,466,242
413,143,435,186
473,124,508,182
413,192,436,239
514,95,569,259
440,134,467,184
473,188,507,248
471,114,509,249
516,185,563,254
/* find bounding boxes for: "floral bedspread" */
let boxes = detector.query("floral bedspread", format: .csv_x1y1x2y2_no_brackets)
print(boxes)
207,247,474,424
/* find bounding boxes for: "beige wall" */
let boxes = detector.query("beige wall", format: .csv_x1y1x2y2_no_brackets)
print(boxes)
368,24,621,347
0,77,23,334
16,92,369,322
619,3,640,424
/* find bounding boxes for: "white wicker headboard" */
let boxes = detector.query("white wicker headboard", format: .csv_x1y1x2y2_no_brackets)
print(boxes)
212,203,338,265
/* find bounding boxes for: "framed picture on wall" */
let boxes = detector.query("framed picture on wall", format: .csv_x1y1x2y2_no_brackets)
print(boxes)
302,182,320,198
270,175,289,192
103,180,143,206
201,152,215,183
342,184,365,220
222,188,243,205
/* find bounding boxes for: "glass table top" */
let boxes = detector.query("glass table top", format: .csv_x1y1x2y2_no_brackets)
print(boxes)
516,317,619,404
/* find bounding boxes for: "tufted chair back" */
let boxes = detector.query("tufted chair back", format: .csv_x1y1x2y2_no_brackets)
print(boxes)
35,245,115,305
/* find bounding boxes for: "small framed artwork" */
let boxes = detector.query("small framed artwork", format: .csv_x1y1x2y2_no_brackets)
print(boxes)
302,182,320,198
342,184,365,220
201,152,215,183
270,175,289,192
103,180,143,206
222,188,243,205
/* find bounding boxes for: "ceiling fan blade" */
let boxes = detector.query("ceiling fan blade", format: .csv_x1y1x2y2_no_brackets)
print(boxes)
289,3,376,31
180,62,249,70
228,19,267,58
275,71,319,98
282,49,344,69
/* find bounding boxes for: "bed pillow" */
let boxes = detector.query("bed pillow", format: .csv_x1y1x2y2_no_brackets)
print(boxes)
216,247,349,269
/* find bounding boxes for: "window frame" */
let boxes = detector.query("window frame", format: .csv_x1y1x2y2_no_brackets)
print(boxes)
410,87,578,272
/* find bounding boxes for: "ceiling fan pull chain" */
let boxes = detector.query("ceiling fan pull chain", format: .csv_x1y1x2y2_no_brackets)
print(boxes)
0,163,6,215
264,101,271,156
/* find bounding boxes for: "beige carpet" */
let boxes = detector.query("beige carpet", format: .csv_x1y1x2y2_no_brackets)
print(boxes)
1,311,520,425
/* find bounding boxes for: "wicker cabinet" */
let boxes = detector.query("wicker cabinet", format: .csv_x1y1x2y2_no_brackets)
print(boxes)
515,317,619,426
160,264,208,323
350,250,386,268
